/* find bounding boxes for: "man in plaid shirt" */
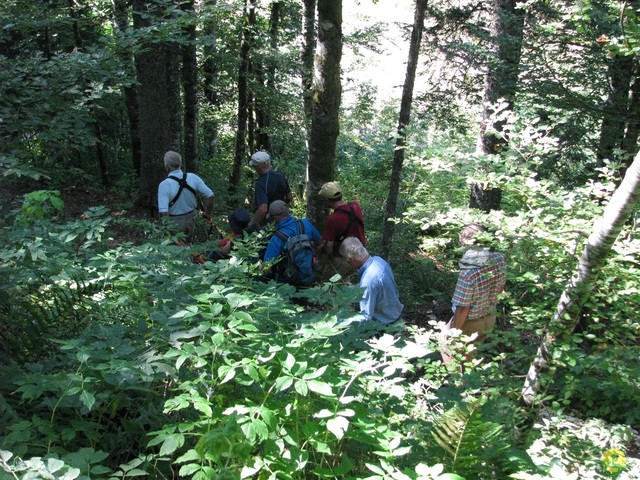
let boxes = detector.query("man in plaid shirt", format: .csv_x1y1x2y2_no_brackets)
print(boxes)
442,223,506,364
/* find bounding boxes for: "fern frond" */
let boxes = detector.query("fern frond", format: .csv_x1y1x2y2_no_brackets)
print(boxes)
431,395,508,475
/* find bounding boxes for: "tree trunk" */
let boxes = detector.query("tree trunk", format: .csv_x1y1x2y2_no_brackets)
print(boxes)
472,0,525,212
69,0,111,189
257,0,281,153
202,0,220,160
621,61,640,179
133,0,182,212
596,54,634,169
229,0,255,194
182,0,199,173
112,0,141,177
301,0,316,143
380,0,427,260
522,150,640,406
306,0,342,227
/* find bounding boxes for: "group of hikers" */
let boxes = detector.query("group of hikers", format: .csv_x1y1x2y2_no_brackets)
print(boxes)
157,150,506,363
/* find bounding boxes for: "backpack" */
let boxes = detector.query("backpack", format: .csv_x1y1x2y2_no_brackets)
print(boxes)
334,202,364,242
274,220,317,286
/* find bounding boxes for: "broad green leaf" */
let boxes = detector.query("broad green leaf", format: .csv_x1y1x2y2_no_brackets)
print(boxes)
327,416,349,440
307,380,334,396
80,390,96,411
314,409,333,419
275,375,294,392
179,464,201,476
159,433,185,456
302,365,328,380
193,398,212,417
284,352,296,371
294,379,308,396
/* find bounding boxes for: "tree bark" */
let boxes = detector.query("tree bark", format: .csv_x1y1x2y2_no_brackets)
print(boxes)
621,61,640,178
229,0,255,194
133,0,182,212
472,0,525,212
306,0,342,227
301,0,316,144
380,0,427,260
258,1,281,153
202,0,220,160
596,54,634,170
181,0,199,173
112,0,141,177
69,0,110,189
522,150,640,406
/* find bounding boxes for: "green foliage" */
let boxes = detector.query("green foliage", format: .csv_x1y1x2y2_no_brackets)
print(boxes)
428,396,535,478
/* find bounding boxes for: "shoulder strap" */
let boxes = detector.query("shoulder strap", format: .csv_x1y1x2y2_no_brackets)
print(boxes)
336,203,362,242
274,229,289,243
274,220,304,244
168,173,204,210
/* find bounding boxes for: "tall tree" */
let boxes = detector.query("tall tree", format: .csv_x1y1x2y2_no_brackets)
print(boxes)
380,0,428,260
202,0,221,160
472,0,525,212
133,0,182,211
258,1,281,153
306,0,342,227
112,0,142,178
595,54,634,169
522,149,640,406
229,0,256,193
621,61,640,177
181,0,199,173
68,0,110,189
301,0,316,140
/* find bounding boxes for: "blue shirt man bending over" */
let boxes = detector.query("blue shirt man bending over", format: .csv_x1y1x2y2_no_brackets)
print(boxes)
339,237,404,324
263,200,321,282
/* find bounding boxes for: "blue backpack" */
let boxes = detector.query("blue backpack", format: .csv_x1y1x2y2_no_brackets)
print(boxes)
274,220,317,286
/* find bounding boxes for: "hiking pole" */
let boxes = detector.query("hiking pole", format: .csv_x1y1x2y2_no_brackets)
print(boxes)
200,211,224,240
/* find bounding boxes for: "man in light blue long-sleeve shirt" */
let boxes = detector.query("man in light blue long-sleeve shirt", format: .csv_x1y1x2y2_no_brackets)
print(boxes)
339,237,404,324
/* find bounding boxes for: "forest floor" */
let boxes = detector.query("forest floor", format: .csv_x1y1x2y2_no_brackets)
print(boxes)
0,179,440,328
3,179,639,478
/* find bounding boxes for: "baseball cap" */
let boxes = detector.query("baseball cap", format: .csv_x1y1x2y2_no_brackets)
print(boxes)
228,208,251,234
249,151,271,166
319,181,342,200
268,200,290,217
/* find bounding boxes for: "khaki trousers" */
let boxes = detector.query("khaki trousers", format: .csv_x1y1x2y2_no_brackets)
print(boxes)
441,311,496,364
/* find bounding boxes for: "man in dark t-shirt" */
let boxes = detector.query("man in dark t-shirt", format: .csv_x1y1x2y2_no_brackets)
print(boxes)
246,151,293,232
316,181,366,281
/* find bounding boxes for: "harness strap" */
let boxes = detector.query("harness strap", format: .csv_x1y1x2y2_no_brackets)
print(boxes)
334,203,363,242
168,173,204,211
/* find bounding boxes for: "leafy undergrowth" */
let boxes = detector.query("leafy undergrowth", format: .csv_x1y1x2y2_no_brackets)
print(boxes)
1,188,639,480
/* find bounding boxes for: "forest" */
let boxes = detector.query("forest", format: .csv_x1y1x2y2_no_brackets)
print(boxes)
1,0,639,479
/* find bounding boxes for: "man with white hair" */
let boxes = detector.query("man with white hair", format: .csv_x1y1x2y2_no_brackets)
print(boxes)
246,151,293,232
339,237,404,325
157,150,215,243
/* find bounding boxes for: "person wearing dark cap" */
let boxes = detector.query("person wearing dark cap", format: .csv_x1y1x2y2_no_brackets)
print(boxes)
219,208,251,255
262,200,320,283
246,151,293,232
205,208,251,261
317,181,366,281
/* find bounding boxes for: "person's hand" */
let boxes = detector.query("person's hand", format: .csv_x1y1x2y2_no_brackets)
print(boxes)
243,222,259,235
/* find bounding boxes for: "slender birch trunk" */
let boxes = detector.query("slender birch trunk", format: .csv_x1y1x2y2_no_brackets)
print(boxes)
522,151,640,406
